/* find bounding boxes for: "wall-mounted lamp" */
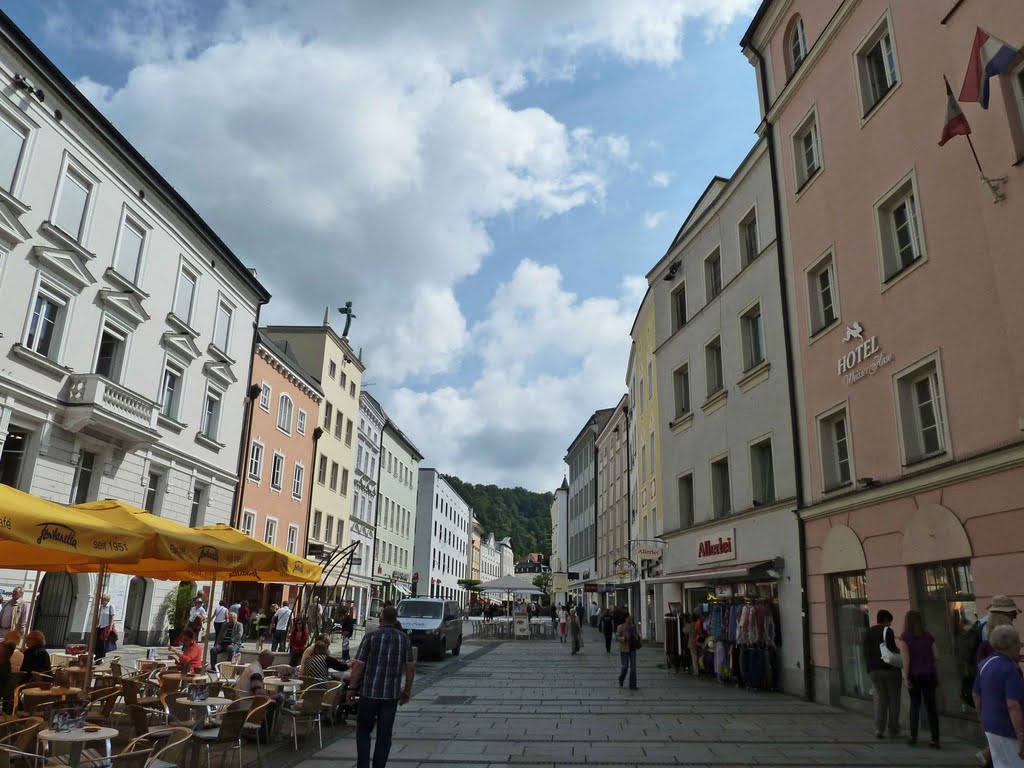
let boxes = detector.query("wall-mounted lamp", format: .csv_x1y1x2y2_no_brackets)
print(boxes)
13,74,44,102
858,477,877,488
662,260,681,281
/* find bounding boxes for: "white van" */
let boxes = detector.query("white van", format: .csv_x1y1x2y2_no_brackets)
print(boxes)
395,598,463,659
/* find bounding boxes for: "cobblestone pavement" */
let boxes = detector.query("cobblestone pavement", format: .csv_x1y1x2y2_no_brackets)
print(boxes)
294,633,984,768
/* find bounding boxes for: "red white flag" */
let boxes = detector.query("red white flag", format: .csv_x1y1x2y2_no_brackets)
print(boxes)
939,77,971,147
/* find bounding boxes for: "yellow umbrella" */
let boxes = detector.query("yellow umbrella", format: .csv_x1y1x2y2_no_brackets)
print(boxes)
0,484,147,567
194,524,322,584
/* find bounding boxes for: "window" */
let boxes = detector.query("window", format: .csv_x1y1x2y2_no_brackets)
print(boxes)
324,516,334,543
259,383,271,411
199,387,223,442
329,461,339,491
711,456,731,518
793,113,822,190
328,360,337,379
340,371,347,388
54,165,92,241
143,472,161,514
248,441,264,481
271,452,284,490
789,16,807,75
704,336,724,397
25,283,69,360
739,208,759,267
832,573,870,698
350,382,356,397
264,517,277,546
807,254,838,334
677,474,694,528
819,408,853,490
312,510,322,541
345,419,353,446
857,21,898,115
336,520,344,546
286,525,298,554
334,412,342,440
750,438,775,505
704,248,722,302
0,427,30,490
241,510,256,537
641,444,647,482
297,409,307,435
740,304,765,371
213,299,232,353
638,379,644,413
277,395,294,433
340,468,349,495
94,321,129,381
896,360,947,464
877,177,924,281
115,215,146,285
0,112,27,192
189,484,206,527
323,401,333,431
173,265,198,323
70,451,97,505
317,454,327,485
157,360,185,421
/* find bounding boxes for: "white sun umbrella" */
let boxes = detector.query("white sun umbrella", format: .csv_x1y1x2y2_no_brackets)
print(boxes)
478,575,545,594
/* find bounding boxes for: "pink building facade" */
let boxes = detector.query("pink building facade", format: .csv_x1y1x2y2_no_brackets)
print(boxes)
234,332,322,612
744,0,1024,719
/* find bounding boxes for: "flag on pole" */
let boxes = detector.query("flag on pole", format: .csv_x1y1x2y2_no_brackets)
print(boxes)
959,28,1019,108
939,76,971,146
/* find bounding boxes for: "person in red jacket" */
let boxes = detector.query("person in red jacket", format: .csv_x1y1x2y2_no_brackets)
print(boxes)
289,618,309,667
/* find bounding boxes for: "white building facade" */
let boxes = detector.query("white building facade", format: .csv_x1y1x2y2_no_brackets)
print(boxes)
648,141,804,694
479,533,501,583
564,408,613,603
0,17,268,645
414,469,471,605
375,419,421,605
498,537,515,578
549,476,568,604
596,395,631,609
347,391,384,623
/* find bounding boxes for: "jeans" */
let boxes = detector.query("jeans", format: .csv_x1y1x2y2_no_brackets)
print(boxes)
210,643,238,668
619,649,637,689
357,697,400,768
907,674,939,744
870,668,902,735
604,633,613,653
272,629,287,652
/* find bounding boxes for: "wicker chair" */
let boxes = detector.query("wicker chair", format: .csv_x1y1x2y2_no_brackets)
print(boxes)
317,681,344,727
144,727,192,768
159,694,196,729
0,717,44,752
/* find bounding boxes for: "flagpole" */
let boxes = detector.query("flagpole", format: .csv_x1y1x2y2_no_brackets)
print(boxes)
943,74,1006,202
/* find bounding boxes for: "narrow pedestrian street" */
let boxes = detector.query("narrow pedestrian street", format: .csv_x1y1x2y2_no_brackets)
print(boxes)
298,635,983,768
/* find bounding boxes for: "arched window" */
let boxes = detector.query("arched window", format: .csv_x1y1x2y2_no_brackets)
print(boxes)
788,16,807,76
277,394,294,433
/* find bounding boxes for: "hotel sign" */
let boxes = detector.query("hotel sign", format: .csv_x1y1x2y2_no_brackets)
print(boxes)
837,322,894,386
696,528,735,564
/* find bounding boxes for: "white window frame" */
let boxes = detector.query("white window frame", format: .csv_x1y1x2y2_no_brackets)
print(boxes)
212,294,234,355
112,204,151,287
788,16,808,76
704,334,724,398
0,105,33,196
297,408,307,435
792,106,823,193
171,257,200,327
264,516,278,546
892,352,951,469
49,152,99,244
704,247,723,303
292,462,305,500
159,354,188,421
277,394,294,434
328,360,337,379
748,435,776,506
248,439,264,482
672,361,690,419
270,451,285,491
875,170,927,287
200,382,224,442
92,314,132,383
286,524,299,555
23,273,73,363
241,509,257,537
817,402,855,493
739,301,766,372
710,453,731,519
670,280,687,334
854,10,900,120
259,382,271,411
738,205,759,267
805,249,841,338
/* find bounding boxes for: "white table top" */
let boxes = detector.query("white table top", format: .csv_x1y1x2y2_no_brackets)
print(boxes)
262,677,301,688
38,727,118,743
175,696,232,708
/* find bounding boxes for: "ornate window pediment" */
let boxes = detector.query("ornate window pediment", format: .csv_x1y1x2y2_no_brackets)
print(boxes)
203,359,237,387
161,332,202,360
98,289,150,326
31,245,96,292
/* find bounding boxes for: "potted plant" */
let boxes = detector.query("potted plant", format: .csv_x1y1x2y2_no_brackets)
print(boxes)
163,583,195,646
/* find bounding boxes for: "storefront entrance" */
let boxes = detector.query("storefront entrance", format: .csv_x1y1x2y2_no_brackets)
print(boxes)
914,560,976,714
35,572,75,647
124,576,148,645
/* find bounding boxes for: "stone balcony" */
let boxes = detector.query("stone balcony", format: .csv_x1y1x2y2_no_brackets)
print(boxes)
62,373,161,447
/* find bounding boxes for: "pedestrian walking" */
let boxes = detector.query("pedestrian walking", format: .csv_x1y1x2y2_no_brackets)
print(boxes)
0,587,27,635
272,601,292,652
600,609,615,653
568,608,583,655
558,605,568,643
864,609,902,739
341,608,356,660
288,618,309,667
95,594,115,661
212,599,228,643
616,611,639,690
972,625,1024,767
346,606,416,768
899,609,941,748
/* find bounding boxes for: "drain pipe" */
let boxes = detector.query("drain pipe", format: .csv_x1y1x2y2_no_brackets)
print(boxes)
748,41,813,702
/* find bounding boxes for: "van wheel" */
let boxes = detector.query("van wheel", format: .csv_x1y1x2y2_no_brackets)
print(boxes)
451,636,462,656
439,638,447,660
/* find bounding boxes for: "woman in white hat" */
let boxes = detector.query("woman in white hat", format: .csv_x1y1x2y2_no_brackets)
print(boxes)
980,596,1022,662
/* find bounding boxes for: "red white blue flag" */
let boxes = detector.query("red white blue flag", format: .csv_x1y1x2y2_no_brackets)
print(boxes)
959,27,1019,109
939,77,971,146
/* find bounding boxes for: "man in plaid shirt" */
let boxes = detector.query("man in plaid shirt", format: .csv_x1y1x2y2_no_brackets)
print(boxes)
347,606,416,768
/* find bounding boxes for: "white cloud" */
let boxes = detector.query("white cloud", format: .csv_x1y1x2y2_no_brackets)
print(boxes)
643,210,668,229
45,0,754,487
650,170,673,187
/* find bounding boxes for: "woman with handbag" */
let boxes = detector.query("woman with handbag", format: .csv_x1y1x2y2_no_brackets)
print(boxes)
616,612,639,690
899,610,941,748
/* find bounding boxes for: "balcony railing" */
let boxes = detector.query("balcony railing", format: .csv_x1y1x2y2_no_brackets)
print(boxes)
64,373,160,445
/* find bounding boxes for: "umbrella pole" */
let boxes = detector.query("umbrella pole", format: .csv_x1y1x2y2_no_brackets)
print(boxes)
203,575,218,671
24,569,42,638
82,562,107,695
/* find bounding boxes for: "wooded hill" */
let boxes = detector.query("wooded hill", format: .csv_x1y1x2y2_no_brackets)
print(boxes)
442,475,553,560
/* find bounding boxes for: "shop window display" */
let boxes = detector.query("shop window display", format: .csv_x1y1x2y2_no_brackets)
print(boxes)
831,572,869,698
913,560,976,714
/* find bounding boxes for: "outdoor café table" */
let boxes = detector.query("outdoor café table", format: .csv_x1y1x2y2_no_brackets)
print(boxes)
262,677,301,694
37,725,118,768
22,686,81,700
138,659,171,673
161,673,207,688
174,696,232,728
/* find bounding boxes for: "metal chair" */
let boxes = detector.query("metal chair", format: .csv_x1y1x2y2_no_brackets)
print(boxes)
159,694,196,729
193,709,248,768
276,686,325,750
144,727,192,768
84,687,120,726
238,698,272,759
317,681,344,726
0,717,44,752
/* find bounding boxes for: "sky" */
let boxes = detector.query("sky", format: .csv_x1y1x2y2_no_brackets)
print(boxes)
7,1,761,492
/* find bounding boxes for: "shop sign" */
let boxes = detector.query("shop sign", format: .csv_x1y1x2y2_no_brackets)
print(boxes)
584,583,598,593
604,583,616,593
552,574,569,592
715,584,734,599
696,528,735,564
636,544,663,561
837,322,894,385
392,570,409,581
614,557,638,579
